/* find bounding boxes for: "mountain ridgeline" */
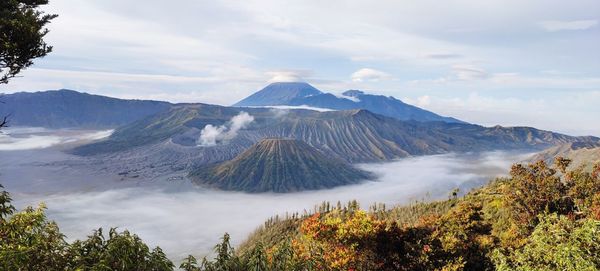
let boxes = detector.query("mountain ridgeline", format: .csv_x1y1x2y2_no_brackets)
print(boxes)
73,103,596,161
530,141,600,170
0,89,172,128
189,138,372,192
234,82,464,123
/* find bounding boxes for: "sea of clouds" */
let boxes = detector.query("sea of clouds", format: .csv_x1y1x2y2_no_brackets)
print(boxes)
0,127,113,151
0,129,531,262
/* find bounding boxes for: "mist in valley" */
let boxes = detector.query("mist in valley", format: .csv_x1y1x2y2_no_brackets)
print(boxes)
0,128,531,261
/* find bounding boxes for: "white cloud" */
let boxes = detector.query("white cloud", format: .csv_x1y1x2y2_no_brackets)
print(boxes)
451,64,489,81
404,95,431,107
335,92,360,102
539,19,598,32
351,68,391,82
418,95,431,107
0,129,113,151
266,70,311,83
198,112,254,146
408,64,489,84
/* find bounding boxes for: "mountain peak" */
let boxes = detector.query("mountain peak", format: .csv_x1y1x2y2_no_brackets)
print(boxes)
234,82,322,107
235,83,466,124
266,81,310,87
189,137,372,193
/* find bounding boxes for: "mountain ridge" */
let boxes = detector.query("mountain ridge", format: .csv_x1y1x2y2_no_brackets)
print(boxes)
0,89,172,128
72,103,598,165
530,141,600,169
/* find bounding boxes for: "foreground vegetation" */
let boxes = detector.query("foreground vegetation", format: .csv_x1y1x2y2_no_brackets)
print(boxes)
0,185,174,270
2,158,600,270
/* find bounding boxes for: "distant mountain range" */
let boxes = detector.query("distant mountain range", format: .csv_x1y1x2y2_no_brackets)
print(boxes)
1,82,460,128
5,85,598,193
69,101,598,191
72,103,598,172
189,138,372,192
0,89,172,128
234,82,464,123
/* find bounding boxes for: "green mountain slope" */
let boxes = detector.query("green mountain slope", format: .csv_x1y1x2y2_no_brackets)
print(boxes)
189,138,373,192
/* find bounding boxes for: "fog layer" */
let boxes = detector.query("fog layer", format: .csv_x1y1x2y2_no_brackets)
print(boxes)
0,127,112,151
0,129,530,261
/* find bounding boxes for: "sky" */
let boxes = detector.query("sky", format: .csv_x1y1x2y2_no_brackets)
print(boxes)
0,0,599,136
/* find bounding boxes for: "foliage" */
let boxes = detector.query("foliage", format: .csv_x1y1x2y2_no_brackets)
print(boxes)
229,158,600,271
3,158,600,270
0,203,69,270
0,0,57,84
0,185,174,270
180,255,201,271
238,214,302,256
0,184,16,220
494,214,600,271
503,161,572,234
429,201,496,270
69,228,174,270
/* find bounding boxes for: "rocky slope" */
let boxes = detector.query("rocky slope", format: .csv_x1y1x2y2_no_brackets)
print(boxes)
189,138,372,192
73,104,594,160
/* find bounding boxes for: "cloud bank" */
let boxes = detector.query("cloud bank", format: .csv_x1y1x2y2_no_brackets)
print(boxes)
0,129,533,261
6,150,529,262
0,129,113,151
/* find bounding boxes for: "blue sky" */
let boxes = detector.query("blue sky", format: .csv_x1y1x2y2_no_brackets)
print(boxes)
1,0,599,135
